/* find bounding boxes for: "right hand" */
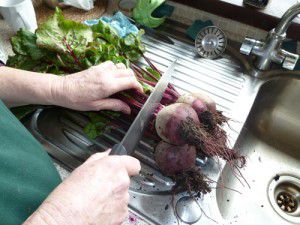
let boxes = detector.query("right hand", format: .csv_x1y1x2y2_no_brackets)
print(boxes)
24,151,141,225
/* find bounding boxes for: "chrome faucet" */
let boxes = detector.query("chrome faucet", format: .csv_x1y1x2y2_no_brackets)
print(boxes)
240,3,300,73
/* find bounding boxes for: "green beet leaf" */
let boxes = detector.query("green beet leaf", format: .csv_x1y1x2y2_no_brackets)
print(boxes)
7,8,162,139
133,0,166,28
36,8,93,55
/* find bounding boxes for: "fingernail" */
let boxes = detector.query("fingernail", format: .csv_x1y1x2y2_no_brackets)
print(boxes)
140,86,144,93
123,107,131,115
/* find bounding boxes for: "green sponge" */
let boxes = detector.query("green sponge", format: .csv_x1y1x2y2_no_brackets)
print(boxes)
152,3,174,18
186,20,214,40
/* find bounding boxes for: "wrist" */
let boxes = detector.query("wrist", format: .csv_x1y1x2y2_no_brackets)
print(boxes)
23,204,59,225
48,75,68,107
23,201,77,225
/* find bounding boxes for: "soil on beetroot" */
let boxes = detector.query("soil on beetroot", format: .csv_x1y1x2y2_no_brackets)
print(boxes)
171,166,212,196
164,112,246,197
154,109,247,224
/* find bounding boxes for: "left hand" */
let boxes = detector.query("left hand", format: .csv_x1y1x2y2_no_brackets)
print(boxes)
51,61,143,114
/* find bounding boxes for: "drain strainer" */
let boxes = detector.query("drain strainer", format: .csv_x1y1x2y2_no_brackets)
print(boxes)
277,191,298,213
268,175,300,224
195,26,227,59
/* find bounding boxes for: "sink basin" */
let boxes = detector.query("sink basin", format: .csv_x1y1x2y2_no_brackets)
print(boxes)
217,78,300,225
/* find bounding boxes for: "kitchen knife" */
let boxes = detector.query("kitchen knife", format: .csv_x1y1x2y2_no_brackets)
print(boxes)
110,60,177,155
127,17,175,45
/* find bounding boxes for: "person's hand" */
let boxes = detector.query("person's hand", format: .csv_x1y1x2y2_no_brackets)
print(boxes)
24,151,141,225
51,61,143,114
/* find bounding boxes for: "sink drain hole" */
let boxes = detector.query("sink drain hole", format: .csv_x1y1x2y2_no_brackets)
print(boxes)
276,191,298,213
268,175,300,224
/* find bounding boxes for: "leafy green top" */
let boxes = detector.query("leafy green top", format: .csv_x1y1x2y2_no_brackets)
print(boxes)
7,8,145,74
133,0,166,28
7,8,147,138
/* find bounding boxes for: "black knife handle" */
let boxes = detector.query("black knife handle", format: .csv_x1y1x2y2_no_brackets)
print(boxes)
110,144,127,155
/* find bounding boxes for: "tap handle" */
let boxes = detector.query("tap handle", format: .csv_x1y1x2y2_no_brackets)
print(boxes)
240,38,264,56
240,38,255,55
281,50,299,70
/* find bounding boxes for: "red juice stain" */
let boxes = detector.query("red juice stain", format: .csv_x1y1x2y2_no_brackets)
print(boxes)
129,215,137,224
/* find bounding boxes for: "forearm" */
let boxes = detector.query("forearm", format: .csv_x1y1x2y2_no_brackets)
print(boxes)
0,66,62,107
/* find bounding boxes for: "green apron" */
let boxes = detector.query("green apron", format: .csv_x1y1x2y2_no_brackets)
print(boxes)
0,101,61,225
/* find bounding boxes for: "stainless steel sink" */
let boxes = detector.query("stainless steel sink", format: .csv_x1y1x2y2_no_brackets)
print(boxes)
217,78,300,225
22,18,300,225
24,20,251,225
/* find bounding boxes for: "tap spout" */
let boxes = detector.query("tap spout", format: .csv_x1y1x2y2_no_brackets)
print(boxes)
274,3,300,36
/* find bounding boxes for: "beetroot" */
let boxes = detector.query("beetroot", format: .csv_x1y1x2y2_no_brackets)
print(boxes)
177,92,229,128
177,92,216,113
155,103,200,145
155,141,196,176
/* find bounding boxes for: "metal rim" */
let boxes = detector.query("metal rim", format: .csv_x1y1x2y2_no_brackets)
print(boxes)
268,174,300,224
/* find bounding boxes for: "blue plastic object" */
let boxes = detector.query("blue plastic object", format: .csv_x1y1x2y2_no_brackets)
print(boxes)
84,11,139,38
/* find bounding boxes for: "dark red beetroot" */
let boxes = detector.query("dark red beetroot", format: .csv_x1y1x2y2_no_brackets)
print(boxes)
155,141,196,176
155,103,200,146
177,92,216,113
177,92,229,129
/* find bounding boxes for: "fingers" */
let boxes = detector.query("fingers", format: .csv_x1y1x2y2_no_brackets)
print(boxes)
112,68,134,78
93,61,116,71
115,63,127,70
110,77,143,94
118,156,141,176
85,151,110,164
90,98,131,114
93,61,126,73
91,154,140,176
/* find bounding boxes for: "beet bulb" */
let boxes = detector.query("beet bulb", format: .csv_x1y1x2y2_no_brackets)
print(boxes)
155,103,200,146
155,141,196,176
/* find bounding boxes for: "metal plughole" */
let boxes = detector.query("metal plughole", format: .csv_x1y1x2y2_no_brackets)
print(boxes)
240,3,300,73
24,19,300,225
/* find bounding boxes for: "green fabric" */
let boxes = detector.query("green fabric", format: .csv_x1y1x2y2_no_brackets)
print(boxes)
0,101,61,225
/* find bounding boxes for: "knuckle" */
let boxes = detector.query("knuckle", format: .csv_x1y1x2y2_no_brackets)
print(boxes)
129,78,137,86
118,175,130,190
106,157,121,169
135,160,141,171
110,100,122,109
89,102,101,111
126,68,134,75
116,63,126,69
105,60,113,64
105,61,116,69
88,152,102,160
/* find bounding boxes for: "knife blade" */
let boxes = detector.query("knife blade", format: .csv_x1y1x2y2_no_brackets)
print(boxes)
127,17,174,45
110,60,177,155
